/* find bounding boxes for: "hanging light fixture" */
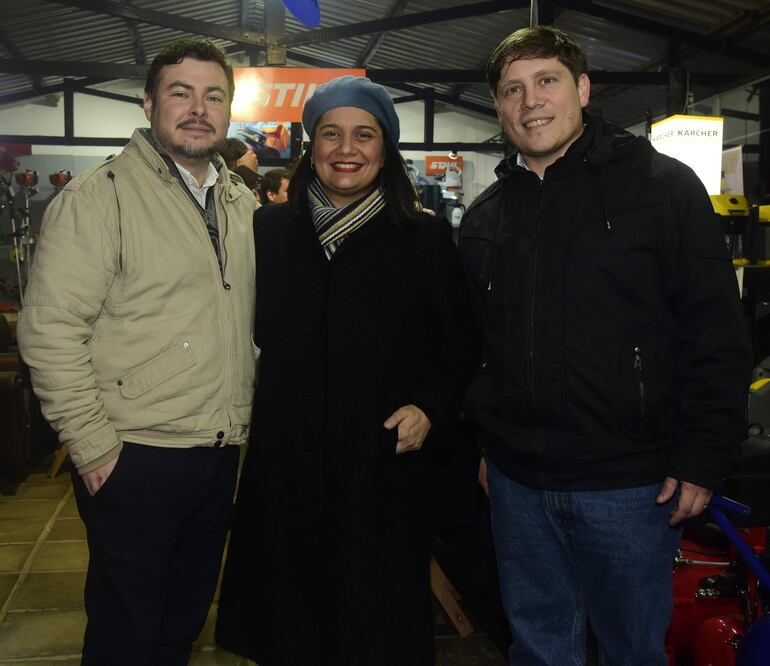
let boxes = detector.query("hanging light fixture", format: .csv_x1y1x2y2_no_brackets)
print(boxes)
282,0,320,27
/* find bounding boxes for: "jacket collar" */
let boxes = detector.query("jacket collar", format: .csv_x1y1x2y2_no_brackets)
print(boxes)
125,128,245,202
493,112,650,179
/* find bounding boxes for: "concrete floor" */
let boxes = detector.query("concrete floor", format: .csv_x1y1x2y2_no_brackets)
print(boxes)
0,456,505,665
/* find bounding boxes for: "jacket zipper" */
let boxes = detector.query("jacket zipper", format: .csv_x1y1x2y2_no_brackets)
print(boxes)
634,346,645,428
217,188,236,430
529,178,544,485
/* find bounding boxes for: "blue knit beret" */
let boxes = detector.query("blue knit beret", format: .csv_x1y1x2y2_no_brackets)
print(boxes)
302,75,400,145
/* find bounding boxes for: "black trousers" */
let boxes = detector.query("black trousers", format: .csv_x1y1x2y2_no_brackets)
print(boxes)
71,442,239,666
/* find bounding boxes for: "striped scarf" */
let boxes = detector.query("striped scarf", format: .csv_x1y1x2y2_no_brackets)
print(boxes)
309,178,386,259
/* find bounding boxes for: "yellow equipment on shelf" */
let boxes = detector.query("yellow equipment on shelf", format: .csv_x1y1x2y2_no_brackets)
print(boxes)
711,194,750,218
710,195,769,265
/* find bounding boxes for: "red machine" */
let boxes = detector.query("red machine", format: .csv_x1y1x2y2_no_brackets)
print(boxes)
693,617,742,666
666,499,768,666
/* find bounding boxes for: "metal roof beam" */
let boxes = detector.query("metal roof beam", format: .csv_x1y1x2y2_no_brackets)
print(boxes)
0,25,43,90
285,51,347,69
125,17,147,65
387,81,498,118
281,0,528,47
0,134,129,146
0,84,65,106
0,77,107,107
264,0,286,65
72,84,143,106
535,0,556,26
398,141,504,152
0,59,743,90
371,70,485,83
47,0,265,46
0,58,744,89
693,106,759,122
0,58,147,78
240,0,251,29
393,94,424,104
356,0,410,68
560,0,770,68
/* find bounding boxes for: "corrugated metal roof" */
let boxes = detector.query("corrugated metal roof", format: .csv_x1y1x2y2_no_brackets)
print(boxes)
0,0,767,130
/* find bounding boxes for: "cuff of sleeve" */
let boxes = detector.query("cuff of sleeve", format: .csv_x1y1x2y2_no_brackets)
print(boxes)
76,443,123,475
665,465,724,494
66,421,123,473
411,402,441,449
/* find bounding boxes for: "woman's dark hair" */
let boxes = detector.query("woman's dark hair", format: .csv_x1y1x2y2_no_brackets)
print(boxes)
288,123,423,228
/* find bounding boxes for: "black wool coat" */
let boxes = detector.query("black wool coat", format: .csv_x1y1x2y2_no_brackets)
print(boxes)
215,200,478,666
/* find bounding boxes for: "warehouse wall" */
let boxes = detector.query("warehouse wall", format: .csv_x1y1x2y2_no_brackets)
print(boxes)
0,89,504,204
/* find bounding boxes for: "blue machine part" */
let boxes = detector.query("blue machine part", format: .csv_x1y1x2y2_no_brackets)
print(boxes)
709,496,770,666
736,616,770,666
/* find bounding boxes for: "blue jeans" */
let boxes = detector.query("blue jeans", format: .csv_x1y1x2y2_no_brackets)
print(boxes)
486,460,680,666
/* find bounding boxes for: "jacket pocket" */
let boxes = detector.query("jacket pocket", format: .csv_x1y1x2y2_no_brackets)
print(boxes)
570,205,660,259
618,336,662,438
91,445,130,499
118,342,197,399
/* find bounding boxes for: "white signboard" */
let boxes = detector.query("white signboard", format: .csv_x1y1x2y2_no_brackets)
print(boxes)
650,114,724,195
721,145,744,195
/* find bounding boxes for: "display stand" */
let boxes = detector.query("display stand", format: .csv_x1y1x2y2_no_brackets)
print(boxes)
47,446,68,478
430,557,474,636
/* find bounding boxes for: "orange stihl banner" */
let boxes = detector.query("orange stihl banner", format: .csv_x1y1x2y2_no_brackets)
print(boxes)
424,155,464,176
231,68,366,122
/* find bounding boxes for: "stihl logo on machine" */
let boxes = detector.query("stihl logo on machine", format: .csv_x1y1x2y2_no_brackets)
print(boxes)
424,155,464,176
231,68,366,122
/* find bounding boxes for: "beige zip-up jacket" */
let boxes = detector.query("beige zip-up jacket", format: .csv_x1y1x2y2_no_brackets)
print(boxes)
18,129,258,473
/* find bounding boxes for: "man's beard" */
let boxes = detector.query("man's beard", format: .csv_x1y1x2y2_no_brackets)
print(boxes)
153,121,225,162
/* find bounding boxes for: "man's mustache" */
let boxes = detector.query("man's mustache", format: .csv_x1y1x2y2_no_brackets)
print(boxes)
176,119,215,131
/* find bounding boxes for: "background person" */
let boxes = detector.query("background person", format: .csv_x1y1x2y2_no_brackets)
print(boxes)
17,38,258,665
215,75,478,666
233,163,262,204
221,136,258,172
459,26,751,666
258,167,291,204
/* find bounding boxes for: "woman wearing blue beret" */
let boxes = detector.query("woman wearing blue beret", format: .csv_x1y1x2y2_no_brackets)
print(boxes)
216,75,478,666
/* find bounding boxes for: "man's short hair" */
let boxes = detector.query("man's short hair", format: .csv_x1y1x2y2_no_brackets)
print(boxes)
221,138,249,171
259,168,291,203
145,38,235,101
486,26,588,98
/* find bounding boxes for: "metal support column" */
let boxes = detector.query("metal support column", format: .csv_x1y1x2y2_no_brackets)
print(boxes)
63,79,75,142
424,88,435,150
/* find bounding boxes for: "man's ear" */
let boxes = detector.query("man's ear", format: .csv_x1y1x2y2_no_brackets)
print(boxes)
143,93,153,123
577,73,591,109
492,96,504,126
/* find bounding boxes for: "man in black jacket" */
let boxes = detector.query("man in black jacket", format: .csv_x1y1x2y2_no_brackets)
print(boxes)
459,26,752,666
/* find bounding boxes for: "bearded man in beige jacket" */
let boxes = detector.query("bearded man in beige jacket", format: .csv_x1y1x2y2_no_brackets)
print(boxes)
18,38,258,665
